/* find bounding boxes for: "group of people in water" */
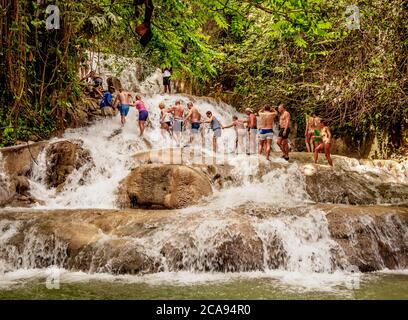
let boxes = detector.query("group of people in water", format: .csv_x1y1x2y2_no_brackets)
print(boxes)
95,85,333,166
79,65,334,167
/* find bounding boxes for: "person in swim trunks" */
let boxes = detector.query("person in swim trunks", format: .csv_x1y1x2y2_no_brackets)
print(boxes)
169,100,185,146
133,95,149,137
277,104,291,161
113,88,133,126
184,102,202,145
223,116,246,154
313,120,333,167
202,111,222,153
258,105,277,160
305,112,321,152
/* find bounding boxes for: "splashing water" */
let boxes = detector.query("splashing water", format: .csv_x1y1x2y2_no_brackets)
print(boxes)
27,94,294,209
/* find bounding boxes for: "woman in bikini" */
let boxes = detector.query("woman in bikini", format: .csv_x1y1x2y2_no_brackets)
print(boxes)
305,112,321,152
313,120,333,167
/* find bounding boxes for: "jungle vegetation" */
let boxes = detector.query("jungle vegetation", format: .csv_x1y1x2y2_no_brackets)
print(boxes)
0,0,406,156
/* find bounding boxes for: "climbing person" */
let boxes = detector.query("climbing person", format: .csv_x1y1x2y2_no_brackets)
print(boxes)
159,102,173,138
313,120,333,167
244,108,257,155
100,86,115,117
184,102,202,145
113,88,133,126
163,67,172,94
203,111,222,153
258,105,277,160
81,70,103,98
305,112,321,152
223,116,246,154
277,104,291,161
134,95,149,137
169,100,185,146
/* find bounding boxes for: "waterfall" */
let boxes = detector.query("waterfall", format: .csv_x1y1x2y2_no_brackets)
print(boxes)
1,58,408,293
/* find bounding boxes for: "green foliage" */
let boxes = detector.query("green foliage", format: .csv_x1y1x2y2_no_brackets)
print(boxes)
1,0,406,155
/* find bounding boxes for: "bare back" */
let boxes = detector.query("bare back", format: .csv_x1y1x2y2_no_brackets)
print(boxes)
117,92,131,105
190,107,201,122
259,111,276,129
172,105,184,119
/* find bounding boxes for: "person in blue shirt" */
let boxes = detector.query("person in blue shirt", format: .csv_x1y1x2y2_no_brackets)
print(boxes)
100,86,115,117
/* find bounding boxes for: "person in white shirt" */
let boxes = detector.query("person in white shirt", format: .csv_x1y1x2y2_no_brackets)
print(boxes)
163,67,172,93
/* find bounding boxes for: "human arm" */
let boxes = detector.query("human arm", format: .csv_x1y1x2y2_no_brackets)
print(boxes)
305,118,310,136
184,109,193,122
222,122,234,129
283,112,290,132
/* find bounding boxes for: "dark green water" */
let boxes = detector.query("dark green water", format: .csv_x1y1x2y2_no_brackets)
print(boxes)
1,273,407,300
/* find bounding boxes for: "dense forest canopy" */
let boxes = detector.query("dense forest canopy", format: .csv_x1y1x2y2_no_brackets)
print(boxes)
0,0,407,157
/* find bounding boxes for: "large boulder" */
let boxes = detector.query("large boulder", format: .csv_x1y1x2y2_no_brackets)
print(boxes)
305,165,408,205
117,164,213,209
0,142,47,207
45,140,92,190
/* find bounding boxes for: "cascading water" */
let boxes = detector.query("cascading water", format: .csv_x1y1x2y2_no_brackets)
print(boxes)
1,65,408,296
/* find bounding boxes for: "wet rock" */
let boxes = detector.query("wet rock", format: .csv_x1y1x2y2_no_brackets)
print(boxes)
117,164,212,209
213,227,265,272
0,142,47,177
107,77,123,92
325,205,408,271
1,205,407,274
45,140,92,190
14,176,30,194
305,167,408,205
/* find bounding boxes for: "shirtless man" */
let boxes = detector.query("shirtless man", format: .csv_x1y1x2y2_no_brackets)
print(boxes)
113,88,133,126
258,105,277,160
313,120,333,167
223,116,246,154
305,112,321,152
277,104,291,161
169,100,185,146
184,102,202,144
244,108,257,155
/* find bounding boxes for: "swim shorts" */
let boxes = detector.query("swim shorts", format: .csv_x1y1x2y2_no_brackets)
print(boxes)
173,119,183,132
139,110,149,121
119,104,130,117
259,128,273,141
278,127,291,139
213,128,222,138
163,77,171,86
191,122,200,133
